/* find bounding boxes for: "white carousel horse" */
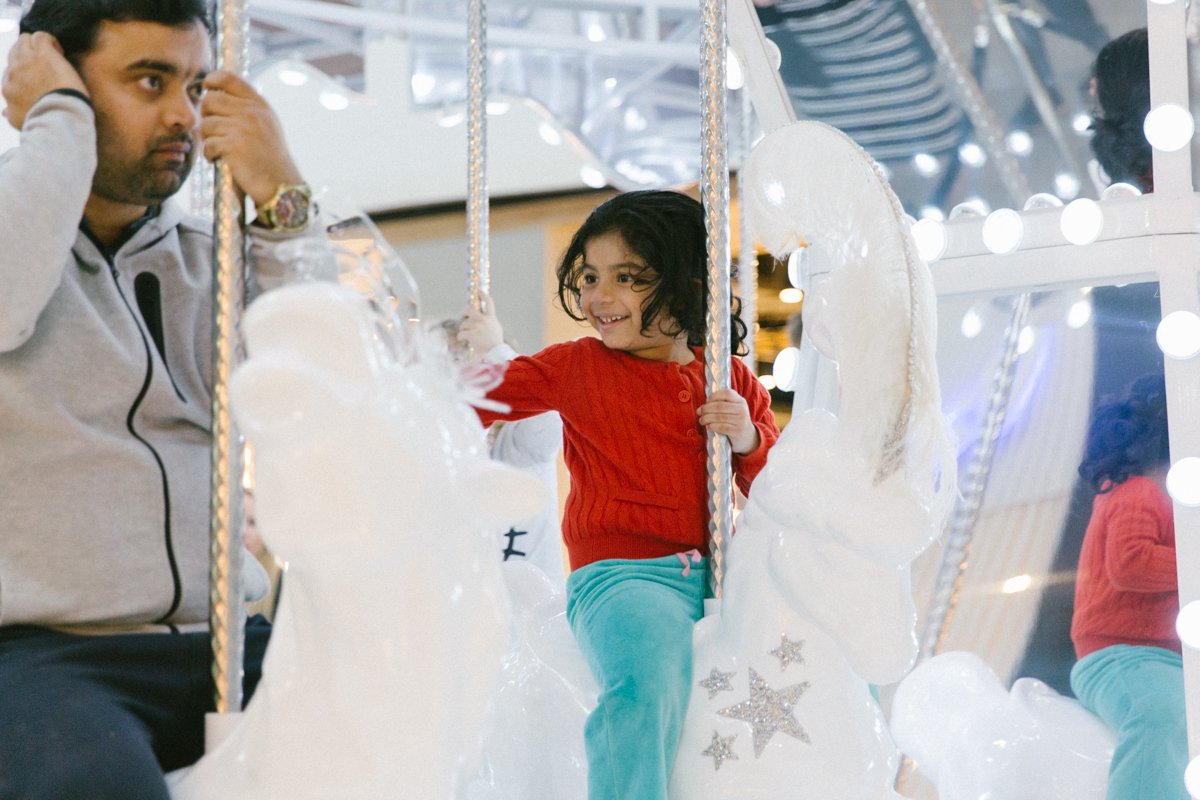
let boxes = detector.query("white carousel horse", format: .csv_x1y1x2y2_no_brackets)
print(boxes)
890,651,1113,799
170,282,545,800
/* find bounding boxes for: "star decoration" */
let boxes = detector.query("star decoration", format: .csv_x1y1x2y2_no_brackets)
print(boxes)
717,667,811,757
768,634,805,671
699,667,736,699
701,730,738,771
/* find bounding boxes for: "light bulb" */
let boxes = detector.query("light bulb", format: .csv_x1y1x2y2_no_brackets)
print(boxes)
1167,457,1200,507
773,347,802,391
1177,601,1200,649
1144,104,1195,152
911,219,947,262
982,208,1023,254
1157,311,1200,360
1060,198,1103,245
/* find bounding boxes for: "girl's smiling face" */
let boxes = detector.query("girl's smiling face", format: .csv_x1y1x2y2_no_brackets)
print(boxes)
578,231,692,363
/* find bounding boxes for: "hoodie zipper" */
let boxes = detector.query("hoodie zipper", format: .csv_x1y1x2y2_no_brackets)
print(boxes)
103,255,185,624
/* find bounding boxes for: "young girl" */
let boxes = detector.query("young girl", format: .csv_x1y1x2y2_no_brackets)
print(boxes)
1070,372,1187,800
459,190,779,799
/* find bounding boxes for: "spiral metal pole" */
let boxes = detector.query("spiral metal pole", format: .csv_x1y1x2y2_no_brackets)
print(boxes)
209,0,248,716
700,0,734,600
737,88,757,371
467,0,490,309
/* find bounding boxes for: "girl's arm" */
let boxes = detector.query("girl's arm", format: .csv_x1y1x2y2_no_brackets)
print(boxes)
699,360,780,495
1104,500,1177,593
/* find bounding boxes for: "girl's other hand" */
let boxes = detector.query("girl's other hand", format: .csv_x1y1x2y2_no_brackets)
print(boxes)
698,388,761,455
458,290,505,355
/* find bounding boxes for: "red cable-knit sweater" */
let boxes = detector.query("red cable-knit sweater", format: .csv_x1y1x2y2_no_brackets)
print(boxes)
479,337,780,571
1071,475,1180,659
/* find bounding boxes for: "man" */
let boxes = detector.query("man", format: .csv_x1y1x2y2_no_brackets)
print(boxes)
0,2,314,797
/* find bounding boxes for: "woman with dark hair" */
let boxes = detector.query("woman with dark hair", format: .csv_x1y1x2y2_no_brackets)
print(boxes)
1070,372,1187,800
1090,28,1153,192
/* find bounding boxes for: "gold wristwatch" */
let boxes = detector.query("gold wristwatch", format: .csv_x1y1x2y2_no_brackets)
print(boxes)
256,183,313,233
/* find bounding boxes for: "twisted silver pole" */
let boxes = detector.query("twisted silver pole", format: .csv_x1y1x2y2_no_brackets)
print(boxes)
467,0,489,309
700,0,734,599
209,0,248,717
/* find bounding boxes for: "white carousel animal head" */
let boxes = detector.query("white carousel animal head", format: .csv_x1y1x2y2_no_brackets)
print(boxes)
891,651,1113,799
733,121,957,683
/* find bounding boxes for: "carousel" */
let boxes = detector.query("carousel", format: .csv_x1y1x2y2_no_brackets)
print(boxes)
4,0,1192,796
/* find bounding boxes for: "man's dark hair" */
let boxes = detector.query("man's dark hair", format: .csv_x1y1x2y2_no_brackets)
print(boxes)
20,0,212,65
1090,28,1152,191
556,190,750,356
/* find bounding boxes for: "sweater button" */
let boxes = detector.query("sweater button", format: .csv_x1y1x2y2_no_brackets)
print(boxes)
678,390,691,402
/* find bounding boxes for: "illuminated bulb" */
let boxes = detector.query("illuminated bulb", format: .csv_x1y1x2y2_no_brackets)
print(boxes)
960,307,983,339
579,165,607,189
1060,198,1103,245
1177,601,1200,649
1185,754,1200,799
779,288,803,304
1006,130,1033,156
410,71,436,99
1072,112,1093,134
726,47,745,90
1144,104,1195,152
911,218,948,262
1067,298,1093,329
1157,311,1200,359
918,205,945,221
624,107,648,132
1023,192,1063,210
1001,574,1032,594
1017,325,1035,354
958,142,987,168
277,67,308,87
318,90,350,111
949,198,989,219
1054,172,1082,199
787,249,806,288
772,347,802,391
437,109,465,128
586,22,606,42
1101,182,1142,200
913,152,940,177
1168,458,1200,506
981,208,1023,254
538,121,563,146
486,101,510,115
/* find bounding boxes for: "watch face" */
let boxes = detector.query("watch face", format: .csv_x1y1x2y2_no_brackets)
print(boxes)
273,188,310,230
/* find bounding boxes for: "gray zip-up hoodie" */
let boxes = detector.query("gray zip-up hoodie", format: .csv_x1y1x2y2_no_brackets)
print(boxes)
0,91,274,632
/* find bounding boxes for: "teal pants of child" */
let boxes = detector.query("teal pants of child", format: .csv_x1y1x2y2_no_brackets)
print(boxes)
1070,645,1188,800
566,555,706,800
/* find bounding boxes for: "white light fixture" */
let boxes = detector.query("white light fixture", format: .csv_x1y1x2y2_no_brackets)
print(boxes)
1060,198,1103,245
623,107,648,132
1157,311,1200,359
982,208,1023,254
1023,192,1064,211
949,199,988,219
787,249,806,288
1101,182,1143,200
1167,457,1200,507
913,152,940,177
1072,112,1093,135
410,71,436,100
318,90,350,111
1185,754,1200,799
586,22,606,42
911,218,948,262
602,77,617,90
778,288,804,304
437,109,465,128
1017,325,1035,354
1067,298,1093,329
1006,129,1033,156
726,47,746,91
537,121,563,146
759,374,779,391
1177,601,1200,649
1144,104,1196,152
918,205,945,221
1001,574,1032,594
960,307,983,339
579,164,607,189
1054,171,1082,200
772,347,802,391
486,101,510,116
277,66,309,87
958,142,987,168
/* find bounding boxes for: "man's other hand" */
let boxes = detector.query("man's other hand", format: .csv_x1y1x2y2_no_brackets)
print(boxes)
2,33,88,130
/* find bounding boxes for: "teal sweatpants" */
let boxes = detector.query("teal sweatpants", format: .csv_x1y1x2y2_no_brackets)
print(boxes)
566,555,707,800
1070,645,1188,800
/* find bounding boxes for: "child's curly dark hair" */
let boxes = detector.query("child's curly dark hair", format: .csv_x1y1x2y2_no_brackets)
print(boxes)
1090,28,1152,191
1078,371,1169,492
555,190,750,356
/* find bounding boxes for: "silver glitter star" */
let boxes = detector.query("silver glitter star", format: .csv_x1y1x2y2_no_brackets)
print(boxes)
717,667,811,757
699,667,736,699
769,634,805,671
701,730,739,771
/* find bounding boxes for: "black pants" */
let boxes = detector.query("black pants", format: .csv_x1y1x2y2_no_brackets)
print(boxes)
0,617,270,800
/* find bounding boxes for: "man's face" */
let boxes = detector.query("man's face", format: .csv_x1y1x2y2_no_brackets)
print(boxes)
76,20,211,208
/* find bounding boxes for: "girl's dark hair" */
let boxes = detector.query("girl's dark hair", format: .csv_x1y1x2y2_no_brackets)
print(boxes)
555,190,750,356
1090,28,1152,191
21,0,212,65
1078,371,1169,492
